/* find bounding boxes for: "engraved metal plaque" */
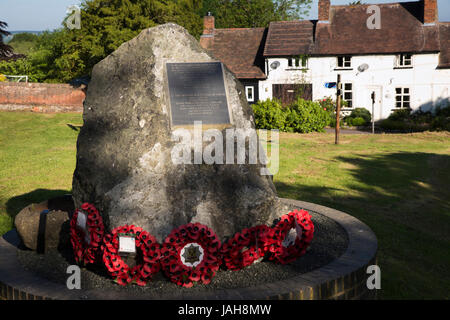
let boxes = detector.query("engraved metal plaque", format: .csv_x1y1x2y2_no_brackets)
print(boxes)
166,62,231,127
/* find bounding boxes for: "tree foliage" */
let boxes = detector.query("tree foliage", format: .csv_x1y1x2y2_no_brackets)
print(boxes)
0,0,312,82
0,21,13,57
202,0,312,28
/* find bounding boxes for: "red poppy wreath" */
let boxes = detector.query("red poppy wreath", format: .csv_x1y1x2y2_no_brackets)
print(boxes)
268,209,314,264
160,223,221,288
102,225,161,286
70,203,105,265
221,225,274,271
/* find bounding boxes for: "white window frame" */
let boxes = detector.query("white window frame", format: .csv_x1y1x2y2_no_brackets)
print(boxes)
287,57,308,69
245,86,254,102
337,56,352,69
342,82,353,108
395,87,411,109
396,54,413,68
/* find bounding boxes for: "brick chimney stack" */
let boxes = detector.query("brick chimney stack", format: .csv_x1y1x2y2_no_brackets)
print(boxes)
318,0,330,23
423,0,438,25
200,12,215,49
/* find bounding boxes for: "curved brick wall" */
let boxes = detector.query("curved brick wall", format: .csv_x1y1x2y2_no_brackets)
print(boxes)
0,82,85,112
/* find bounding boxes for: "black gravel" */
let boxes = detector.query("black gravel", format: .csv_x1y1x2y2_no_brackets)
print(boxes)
17,205,348,294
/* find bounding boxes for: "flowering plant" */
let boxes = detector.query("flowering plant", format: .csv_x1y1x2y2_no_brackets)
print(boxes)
70,203,105,265
221,225,274,270
268,209,314,264
160,223,221,288
102,225,161,286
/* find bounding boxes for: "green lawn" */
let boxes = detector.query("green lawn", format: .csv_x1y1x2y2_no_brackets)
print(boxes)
1,111,449,299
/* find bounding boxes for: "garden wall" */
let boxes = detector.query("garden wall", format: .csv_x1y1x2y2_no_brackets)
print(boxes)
0,82,85,112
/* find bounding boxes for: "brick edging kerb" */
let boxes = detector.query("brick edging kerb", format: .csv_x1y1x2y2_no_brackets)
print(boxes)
0,197,378,300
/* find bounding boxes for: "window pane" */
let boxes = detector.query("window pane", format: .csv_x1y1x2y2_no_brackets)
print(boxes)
345,83,352,90
302,58,307,67
404,102,410,108
404,96,410,102
404,88,409,94
295,58,300,67
344,92,352,100
347,101,353,108
396,96,402,102
338,57,343,67
396,88,402,94
288,59,292,67
396,102,402,108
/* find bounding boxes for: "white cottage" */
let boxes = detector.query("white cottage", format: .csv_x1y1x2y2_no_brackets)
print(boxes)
200,0,450,120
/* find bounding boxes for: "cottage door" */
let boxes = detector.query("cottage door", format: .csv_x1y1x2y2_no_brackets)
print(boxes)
272,84,312,106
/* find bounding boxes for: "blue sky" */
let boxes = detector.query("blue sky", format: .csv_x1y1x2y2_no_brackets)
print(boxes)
0,0,449,31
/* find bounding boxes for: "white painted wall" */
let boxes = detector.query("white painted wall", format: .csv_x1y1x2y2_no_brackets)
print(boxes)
258,53,450,120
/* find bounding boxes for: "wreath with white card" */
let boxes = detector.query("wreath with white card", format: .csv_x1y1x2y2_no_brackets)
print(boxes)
268,209,314,264
102,225,161,286
70,203,105,265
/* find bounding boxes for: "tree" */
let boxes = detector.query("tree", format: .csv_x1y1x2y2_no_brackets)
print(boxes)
0,21,13,58
201,0,312,28
52,0,203,81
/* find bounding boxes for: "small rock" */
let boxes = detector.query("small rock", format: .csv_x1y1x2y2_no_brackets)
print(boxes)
15,202,70,252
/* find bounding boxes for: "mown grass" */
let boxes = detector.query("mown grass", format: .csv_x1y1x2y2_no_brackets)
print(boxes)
0,111,449,299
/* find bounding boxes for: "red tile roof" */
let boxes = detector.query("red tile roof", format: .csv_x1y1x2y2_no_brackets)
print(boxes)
208,28,267,79
313,2,440,55
263,21,315,56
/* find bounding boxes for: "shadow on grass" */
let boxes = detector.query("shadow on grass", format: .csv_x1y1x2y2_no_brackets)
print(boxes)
6,189,72,219
276,151,450,299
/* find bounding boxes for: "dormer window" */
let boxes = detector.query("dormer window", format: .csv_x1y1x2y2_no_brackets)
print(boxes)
396,54,412,68
287,57,308,69
337,56,352,69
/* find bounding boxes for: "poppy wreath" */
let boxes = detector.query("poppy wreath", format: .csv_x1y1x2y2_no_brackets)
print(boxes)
221,225,274,270
102,225,161,286
70,203,105,265
268,209,314,264
160,223,221,288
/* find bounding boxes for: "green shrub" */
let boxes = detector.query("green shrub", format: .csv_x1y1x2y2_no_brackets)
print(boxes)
344,108,371,126
349,117,366,126
388,109,411,121
431,105,450,131
350,108,371,123
252,99,286,130
286,98,331,133
252,98,331,133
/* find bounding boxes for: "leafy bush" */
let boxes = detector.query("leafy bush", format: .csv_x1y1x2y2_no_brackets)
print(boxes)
350,108,371,123
252,98,331,133
344,108,371,126
252,99,286,130
431,105,450,131
388,109,411,121
348,117,366,126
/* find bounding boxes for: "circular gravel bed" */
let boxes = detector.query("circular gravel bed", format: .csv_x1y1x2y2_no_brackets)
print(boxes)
17,203,348,295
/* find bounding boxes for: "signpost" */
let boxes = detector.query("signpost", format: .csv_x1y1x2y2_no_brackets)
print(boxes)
371,91,376,134
335,75,342,145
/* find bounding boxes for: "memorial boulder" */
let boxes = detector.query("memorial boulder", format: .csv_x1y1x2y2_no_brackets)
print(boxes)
72,23,279,242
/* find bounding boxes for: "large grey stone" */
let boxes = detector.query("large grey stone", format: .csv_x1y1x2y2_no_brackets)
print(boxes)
72,23,279,242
